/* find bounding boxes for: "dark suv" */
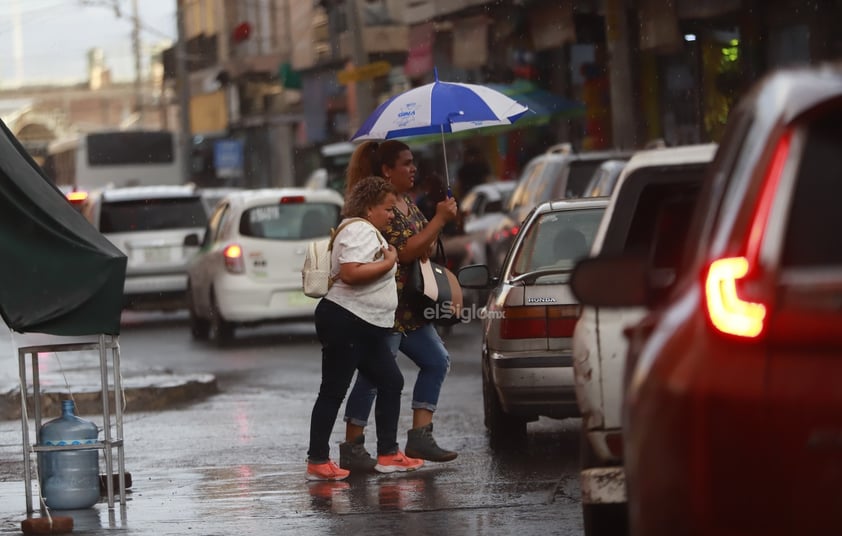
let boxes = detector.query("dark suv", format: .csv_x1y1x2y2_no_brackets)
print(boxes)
572,65,842,535
486,144,629,274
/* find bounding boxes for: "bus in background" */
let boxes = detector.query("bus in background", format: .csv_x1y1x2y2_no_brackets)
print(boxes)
44,130,182,191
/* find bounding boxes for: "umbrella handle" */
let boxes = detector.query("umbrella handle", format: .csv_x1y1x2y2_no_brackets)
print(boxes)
440,125,453,198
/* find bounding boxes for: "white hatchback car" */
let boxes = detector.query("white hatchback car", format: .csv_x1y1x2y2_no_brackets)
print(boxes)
187,188,343,344
81,184,208,310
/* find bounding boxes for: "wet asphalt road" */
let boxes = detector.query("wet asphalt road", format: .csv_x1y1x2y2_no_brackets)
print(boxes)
0,312,584,535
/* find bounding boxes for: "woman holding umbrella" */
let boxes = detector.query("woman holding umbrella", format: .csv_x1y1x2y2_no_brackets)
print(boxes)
339,140,459,471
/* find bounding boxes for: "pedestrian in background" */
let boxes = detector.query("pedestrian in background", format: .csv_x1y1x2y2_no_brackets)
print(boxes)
415,172,460,237
456,145,490,198
306,176,424,481
339,140,459,473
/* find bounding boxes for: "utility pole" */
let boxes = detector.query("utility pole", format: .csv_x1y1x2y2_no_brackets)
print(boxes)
604,0,638,149
131,0,144,124
175,0,192,184
345,0,373,135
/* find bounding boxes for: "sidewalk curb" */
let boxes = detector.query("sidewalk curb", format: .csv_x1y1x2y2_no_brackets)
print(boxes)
0,373,219,421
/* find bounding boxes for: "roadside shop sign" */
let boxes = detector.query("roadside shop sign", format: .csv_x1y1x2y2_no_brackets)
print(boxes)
337,61,391,85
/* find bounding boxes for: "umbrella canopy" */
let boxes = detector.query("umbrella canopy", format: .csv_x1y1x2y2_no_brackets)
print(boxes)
0,119,127,336
351,72,529,142
350,71,529,192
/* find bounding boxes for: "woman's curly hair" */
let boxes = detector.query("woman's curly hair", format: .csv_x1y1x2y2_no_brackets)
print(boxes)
345,140,410,198
343,175,396,218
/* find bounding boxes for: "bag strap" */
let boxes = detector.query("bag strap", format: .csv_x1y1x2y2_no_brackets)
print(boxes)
326,217,386,286
433,237,447,266
328,217,368,251
327,217,386,254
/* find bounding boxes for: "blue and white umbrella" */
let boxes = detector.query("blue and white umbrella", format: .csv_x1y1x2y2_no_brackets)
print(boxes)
351,70,529,193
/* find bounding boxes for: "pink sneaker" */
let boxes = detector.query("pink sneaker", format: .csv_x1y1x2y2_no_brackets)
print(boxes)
374,450,424,473
307,459,350,481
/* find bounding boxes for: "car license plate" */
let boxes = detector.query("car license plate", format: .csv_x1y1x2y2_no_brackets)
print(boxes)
143,247,171,263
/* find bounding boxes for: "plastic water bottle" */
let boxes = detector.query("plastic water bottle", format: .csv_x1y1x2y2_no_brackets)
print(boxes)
37,400,100,509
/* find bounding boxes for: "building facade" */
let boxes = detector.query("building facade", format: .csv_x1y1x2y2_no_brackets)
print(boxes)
168,0,842,187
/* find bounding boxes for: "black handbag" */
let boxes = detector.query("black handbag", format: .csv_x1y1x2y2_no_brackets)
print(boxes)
407,240,464,326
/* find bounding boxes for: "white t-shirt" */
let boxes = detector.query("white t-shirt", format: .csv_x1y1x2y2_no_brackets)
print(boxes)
326,219,397,328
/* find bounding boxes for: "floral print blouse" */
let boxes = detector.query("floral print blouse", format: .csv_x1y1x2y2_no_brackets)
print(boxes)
382,194,430,333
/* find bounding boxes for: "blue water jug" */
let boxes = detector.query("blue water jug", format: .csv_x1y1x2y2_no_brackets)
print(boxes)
38,399,100,509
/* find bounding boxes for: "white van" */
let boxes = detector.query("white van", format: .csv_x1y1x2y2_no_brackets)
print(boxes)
81,185,208,310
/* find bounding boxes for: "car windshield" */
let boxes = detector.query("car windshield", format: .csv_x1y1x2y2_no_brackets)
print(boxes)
100,197,207,233
239,202,340,240
510,207,605,278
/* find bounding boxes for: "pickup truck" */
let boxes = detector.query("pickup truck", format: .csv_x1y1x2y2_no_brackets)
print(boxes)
572,143,716,536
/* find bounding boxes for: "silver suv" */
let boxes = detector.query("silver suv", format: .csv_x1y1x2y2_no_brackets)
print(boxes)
81,185,207,310
486,144,630,274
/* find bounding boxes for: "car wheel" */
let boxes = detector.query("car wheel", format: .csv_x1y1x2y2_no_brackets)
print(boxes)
187,281,210,340
580,422,629,536
209,290,235,346
482,356,526,445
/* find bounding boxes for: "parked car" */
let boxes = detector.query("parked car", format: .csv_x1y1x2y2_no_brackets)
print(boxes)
458,197,608,444
572,65,842,535
486,144,630,275
187,188,343,345
80,184,207,310
459,180,517,234
572,143,716,536
442,181,516,305
581,158,628,198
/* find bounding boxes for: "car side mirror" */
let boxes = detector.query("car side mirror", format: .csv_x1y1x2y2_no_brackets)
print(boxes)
183,233,200,247
457,264,493,289
570,256,647,307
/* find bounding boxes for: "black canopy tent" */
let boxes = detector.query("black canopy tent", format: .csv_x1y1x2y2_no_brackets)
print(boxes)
0,119,130,515
0,119,126,336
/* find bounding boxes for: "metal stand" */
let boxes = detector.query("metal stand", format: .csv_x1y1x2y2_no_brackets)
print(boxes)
18,334,126,513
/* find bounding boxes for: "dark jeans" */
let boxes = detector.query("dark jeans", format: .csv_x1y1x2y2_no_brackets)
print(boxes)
307,299,404,462
344,323,450,426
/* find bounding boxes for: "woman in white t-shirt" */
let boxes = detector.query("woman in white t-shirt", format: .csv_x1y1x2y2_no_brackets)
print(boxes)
306,176,424,481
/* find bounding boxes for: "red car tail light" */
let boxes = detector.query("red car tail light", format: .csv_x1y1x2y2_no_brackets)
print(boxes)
223,244,245,274
547,304,581,337
705,257,766,338
703,129,790,339
280,196,305,204
500,306,547,339
500,304,582,339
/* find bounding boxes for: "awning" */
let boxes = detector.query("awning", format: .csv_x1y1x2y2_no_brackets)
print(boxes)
486,80,585,123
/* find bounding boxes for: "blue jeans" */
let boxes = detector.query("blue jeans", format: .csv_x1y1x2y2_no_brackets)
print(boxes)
344,323,450,427
308,299,404,462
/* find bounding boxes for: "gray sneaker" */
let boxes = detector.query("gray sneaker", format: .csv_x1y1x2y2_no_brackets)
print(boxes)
339,434,377,472
405,423,458,462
